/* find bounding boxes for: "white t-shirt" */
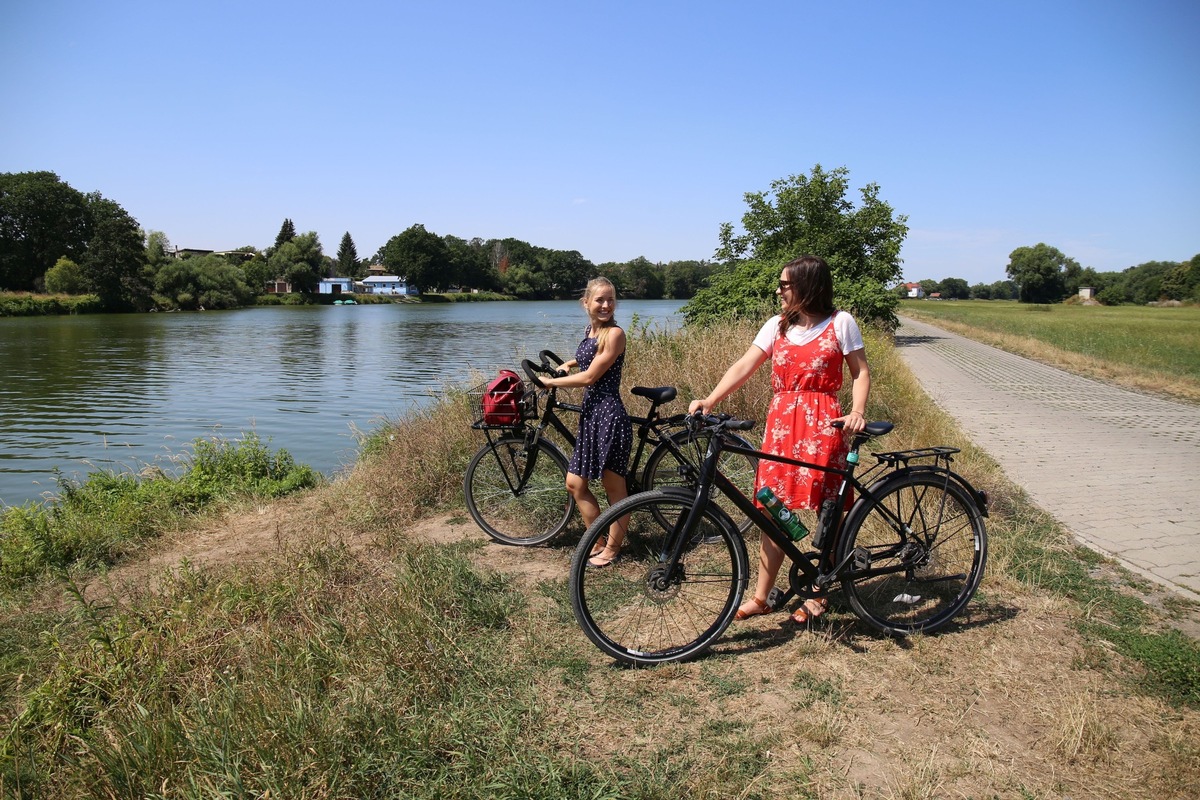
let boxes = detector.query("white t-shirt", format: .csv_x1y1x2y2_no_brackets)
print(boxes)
751,311,865,356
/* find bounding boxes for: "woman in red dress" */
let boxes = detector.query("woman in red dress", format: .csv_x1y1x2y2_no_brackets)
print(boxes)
689,255,871,624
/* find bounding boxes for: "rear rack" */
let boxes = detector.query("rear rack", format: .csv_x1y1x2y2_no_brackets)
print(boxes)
872,446,960,468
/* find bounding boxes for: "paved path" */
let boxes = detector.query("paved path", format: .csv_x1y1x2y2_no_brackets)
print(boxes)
895,316,1200,602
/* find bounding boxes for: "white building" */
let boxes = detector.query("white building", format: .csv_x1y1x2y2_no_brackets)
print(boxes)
361,276,416,295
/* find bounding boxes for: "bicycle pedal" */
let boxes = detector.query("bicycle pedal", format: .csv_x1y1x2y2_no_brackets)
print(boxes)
766,587,785,611
852,547,871,570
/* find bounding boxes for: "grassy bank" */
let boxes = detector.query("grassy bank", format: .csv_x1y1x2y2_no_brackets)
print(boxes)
900,299,1200,403
2,321,1198,798
0,292,103,317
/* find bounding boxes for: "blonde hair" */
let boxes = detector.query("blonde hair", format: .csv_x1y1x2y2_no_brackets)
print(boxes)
581,276,618,355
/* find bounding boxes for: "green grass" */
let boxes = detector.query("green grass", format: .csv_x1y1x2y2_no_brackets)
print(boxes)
900,300,1200,382
0,433,320,588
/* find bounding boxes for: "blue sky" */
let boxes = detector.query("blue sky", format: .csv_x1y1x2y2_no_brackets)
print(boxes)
2,1,1196,286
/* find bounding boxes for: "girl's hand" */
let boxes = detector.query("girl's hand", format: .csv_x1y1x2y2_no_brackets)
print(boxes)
688,399,711,415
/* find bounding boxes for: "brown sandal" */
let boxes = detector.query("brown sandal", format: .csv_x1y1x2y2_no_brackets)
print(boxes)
735,596,773,620
589,536,608,558
790,597,829,624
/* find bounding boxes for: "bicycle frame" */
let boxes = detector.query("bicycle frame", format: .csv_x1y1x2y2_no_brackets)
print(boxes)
658,420,983,610
478,369,696,497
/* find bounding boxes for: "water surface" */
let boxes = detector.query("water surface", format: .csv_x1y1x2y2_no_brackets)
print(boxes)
0,299,685,506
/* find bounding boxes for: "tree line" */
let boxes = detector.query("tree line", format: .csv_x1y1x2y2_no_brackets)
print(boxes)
910,243,1200,305
0,171,718,311
3,165,914,328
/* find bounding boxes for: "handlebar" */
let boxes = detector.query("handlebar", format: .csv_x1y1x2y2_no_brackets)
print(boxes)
521,358,556,389
686,412,756,434
539,349,565,369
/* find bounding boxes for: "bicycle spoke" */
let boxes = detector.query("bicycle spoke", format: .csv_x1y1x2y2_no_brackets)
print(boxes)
571,491,747,665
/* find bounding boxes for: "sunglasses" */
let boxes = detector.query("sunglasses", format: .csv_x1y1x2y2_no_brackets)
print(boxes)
778,280,796,291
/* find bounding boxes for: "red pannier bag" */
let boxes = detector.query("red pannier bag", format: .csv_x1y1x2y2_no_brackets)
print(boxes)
482,369,524,426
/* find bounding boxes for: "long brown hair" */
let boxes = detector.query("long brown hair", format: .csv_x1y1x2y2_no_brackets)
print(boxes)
778,255,835,338
582,277,619,355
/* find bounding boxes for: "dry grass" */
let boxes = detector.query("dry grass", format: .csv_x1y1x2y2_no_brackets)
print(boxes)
6,318,1200,798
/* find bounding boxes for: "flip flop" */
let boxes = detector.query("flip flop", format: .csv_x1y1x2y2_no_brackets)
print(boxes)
790,597,829,624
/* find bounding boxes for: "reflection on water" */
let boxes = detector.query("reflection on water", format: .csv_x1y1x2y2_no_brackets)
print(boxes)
0,300,685,506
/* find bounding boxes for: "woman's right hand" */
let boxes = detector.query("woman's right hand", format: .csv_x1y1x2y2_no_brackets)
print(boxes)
688,398,711,415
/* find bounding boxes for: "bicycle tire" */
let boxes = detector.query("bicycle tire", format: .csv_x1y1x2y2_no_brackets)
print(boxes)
642,429,759,534
464,436,574,546
836,471,987,636
570,489,749,665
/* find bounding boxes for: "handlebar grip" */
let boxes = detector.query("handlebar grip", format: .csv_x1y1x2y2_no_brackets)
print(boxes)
521,358,547,389
539,349,564,367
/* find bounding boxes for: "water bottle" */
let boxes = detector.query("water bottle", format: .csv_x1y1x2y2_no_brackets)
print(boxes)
755,487,809,541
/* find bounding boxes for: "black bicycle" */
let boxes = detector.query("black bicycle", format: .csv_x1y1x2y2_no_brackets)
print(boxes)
569,413,989,665
463,350,759,546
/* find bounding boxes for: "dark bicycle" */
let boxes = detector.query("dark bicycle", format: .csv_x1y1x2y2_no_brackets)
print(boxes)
464,350,758,546
569,413,989,665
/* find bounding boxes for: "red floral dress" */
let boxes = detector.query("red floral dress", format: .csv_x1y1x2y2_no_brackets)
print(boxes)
755,321,851,512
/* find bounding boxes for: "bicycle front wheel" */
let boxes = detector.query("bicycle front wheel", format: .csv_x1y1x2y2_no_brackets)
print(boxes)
837,471,987,636
570,489,749,665
464,436,574,546
642,429,759,533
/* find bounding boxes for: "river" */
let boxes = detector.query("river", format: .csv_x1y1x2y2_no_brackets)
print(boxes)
0,299,686,507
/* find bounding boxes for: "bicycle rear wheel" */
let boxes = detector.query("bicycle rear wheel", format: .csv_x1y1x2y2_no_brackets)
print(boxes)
642,429,759,533
570,489,748,665
464,436,574,546
837,471,987,636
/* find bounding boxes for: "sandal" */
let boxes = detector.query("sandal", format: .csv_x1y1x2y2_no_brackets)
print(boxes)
790,597,829,624
735,596,773,620
587,548,622,569
588,536,608,558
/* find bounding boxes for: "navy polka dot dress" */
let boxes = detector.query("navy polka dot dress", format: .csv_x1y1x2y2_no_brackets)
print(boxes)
567,326,632,479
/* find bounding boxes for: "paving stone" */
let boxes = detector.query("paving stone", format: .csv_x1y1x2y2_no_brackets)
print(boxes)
896,316,1200,602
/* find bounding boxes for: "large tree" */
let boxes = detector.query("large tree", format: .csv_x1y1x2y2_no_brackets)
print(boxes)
539,248,592,297
1005,243,1078,303
79,193,147,309
444,235,497,291
273,218,296,250
684,165,908,328
336,232,359,278
268,231,324,293
154,253,255,310
939,277,970,299
0,171,91,291
377,224,454,291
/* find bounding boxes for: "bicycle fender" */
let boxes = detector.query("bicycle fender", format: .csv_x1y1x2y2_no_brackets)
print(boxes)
858,466,989,518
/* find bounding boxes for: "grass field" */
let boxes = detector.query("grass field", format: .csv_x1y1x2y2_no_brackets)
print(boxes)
900,300,1200,403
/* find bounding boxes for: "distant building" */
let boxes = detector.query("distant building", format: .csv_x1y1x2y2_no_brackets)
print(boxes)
361,276,417,295
903,282,925,299
1079,286,1096,300
318,278,355,295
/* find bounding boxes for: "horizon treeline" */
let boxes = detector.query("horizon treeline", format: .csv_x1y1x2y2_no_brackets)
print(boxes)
0,171,717,312
907,244,1199,305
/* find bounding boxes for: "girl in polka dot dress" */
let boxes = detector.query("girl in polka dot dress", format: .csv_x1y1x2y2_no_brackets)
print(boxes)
541,277,634,567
